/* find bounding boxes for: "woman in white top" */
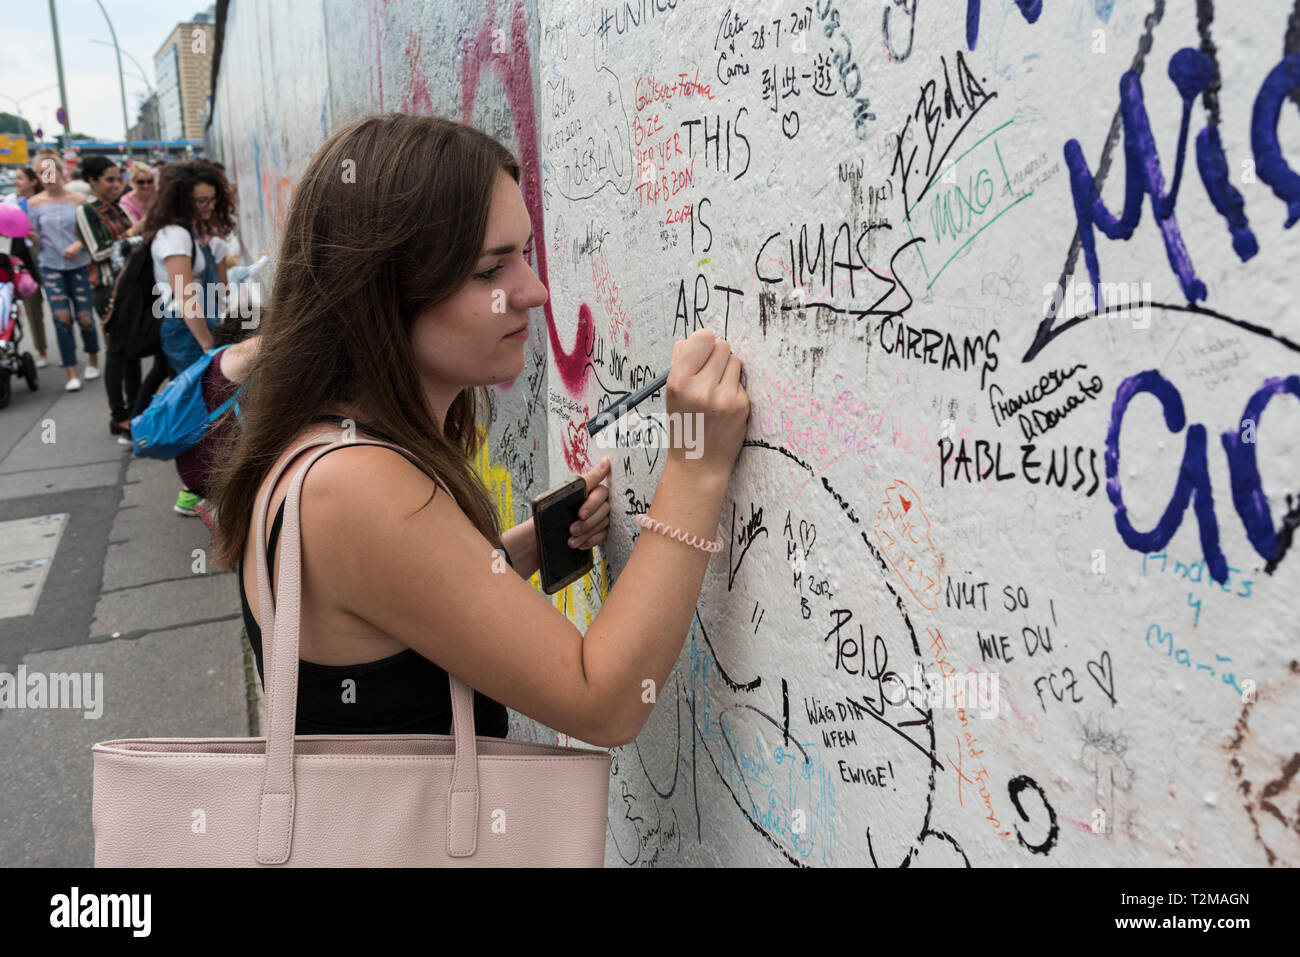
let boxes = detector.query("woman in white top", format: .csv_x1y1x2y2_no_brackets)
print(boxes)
143,161,234,368
142,160,236,516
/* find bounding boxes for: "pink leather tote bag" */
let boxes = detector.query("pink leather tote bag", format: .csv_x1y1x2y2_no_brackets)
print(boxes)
93,434,611,866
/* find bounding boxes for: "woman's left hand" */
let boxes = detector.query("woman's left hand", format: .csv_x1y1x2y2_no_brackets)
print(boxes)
568,456,612,548
61,242,82,259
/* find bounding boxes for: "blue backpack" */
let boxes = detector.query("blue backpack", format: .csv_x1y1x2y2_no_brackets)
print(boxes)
130,346,244,459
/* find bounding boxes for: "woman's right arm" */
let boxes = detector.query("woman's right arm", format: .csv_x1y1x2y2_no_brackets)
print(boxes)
299,331,747,748
218,334,261,382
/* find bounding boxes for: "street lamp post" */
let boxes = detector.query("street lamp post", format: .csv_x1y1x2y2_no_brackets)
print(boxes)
46,0,72,147
90,39,159,148
92,0,132,157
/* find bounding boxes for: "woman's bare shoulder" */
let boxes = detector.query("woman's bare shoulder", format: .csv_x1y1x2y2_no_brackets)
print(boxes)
300,437,437,503
264,425,435,508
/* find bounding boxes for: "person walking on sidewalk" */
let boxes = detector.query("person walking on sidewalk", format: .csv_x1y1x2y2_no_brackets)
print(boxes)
209,114,750,752
116,162,169,418
144,160,236,516
76,157,139,445
25,149,99,392
118,162,156,227
4,167,50,366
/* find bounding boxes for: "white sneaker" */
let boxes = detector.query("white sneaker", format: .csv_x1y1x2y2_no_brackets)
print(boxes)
83,365,101,381
117,435,132,447
36,356,48,368
65,377,82,392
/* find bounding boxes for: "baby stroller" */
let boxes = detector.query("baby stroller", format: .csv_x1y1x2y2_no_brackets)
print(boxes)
0,207,41,409
0,277,40,409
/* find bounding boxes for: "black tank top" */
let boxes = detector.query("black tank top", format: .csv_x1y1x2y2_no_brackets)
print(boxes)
237,420,510,737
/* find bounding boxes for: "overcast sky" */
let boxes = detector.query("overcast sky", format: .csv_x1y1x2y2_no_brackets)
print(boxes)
1,0,210,141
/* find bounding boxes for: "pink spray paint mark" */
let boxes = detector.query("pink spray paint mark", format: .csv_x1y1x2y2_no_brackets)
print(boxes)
561,408,593,473
461,0,593,399
402,27,434,115
367,0,386,111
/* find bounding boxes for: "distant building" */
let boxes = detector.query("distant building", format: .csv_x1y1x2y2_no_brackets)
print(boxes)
128,93,160,145
154,7,216,141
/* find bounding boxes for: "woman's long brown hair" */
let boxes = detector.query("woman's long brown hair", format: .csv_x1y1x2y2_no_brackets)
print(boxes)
209,113,521,571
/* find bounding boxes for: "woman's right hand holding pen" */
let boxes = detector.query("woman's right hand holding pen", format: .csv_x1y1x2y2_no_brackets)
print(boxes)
664,329,750,481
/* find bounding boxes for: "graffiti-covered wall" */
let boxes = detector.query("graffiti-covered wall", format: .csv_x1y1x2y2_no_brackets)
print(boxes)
212,0,1300,868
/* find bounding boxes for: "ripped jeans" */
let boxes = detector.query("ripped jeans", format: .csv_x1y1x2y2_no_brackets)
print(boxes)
41,266,98,368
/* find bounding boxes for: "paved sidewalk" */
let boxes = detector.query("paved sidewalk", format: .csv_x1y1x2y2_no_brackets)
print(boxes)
0,313,260,866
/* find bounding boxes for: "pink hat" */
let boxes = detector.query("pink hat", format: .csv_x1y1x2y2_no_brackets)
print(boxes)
0,204,31,239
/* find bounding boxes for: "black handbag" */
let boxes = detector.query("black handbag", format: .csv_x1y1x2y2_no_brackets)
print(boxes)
105,231,197,360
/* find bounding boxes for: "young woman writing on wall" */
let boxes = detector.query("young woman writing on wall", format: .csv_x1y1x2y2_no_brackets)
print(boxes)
209,113,750,746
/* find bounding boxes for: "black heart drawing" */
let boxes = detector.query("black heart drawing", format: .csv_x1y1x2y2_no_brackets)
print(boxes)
799,519,816,557
782,111,800,139
1087,651,1116,707
644,423,662,472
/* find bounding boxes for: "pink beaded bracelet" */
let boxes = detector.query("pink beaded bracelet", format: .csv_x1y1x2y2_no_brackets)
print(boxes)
635,514,724,554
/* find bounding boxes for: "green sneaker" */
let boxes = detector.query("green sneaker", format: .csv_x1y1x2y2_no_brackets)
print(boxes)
174,489,201,516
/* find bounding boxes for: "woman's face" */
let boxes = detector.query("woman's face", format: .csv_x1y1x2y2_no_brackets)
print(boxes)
36,156,63,188
192,181,217,222
14,169,35,196
408,170,549,409
129,167,156,202
92,166,123,203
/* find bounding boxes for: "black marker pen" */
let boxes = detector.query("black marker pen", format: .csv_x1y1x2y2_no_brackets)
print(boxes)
585,370,669,438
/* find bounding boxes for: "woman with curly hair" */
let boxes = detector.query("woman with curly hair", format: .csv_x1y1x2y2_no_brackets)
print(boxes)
143,159,236,515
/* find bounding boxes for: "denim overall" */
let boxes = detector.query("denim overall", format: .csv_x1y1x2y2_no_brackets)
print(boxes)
159,233,221,375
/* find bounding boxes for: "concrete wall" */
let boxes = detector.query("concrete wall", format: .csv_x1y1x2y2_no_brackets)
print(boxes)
211,0,1300,867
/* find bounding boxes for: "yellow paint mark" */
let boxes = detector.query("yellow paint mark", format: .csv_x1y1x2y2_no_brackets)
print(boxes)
696,257,711,267
473,424,516,528
473,424,544,593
